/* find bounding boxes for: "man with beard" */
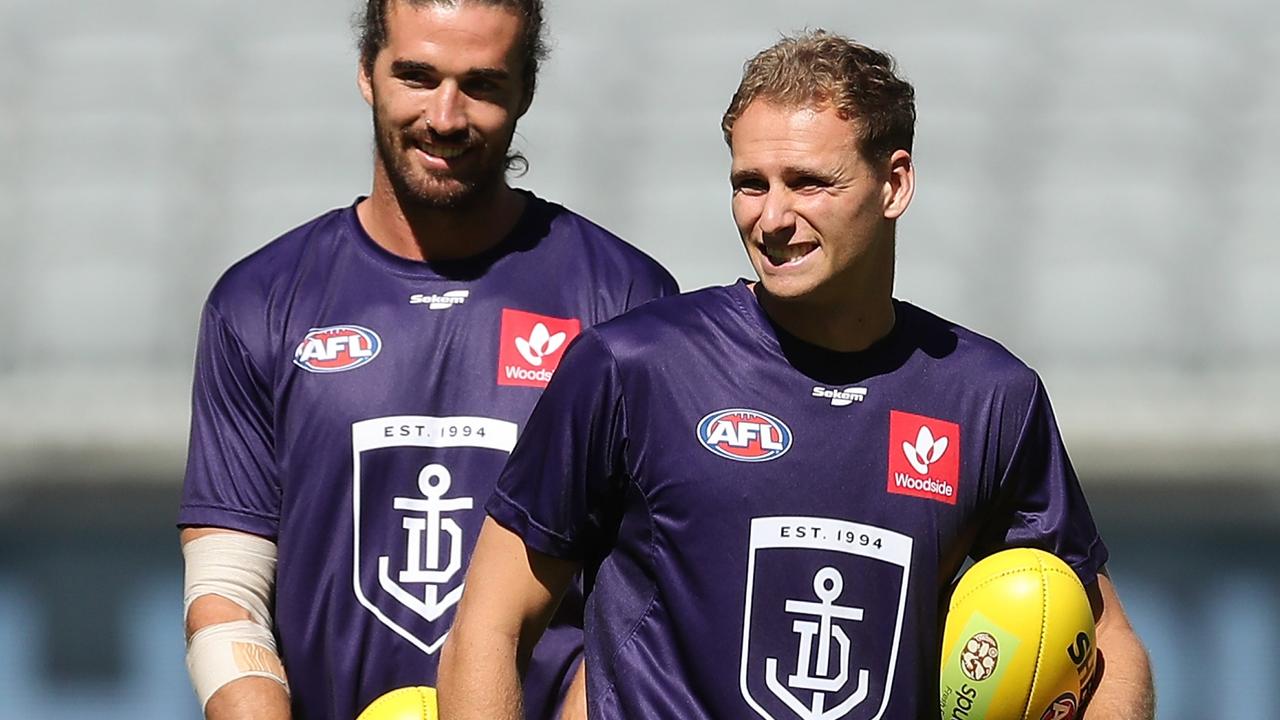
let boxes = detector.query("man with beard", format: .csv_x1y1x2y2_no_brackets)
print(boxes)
177,2,676,719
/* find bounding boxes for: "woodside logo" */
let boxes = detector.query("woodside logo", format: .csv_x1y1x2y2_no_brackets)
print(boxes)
496,308,581,388
886,410,960,505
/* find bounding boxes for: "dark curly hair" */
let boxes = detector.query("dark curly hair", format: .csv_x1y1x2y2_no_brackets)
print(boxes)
722,30,916,161
358,0,548,102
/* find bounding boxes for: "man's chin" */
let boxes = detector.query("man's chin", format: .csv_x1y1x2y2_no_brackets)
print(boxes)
754,275,821,304
393,176,482,210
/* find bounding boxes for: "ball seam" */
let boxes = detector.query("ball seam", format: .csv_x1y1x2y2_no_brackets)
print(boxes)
1019,555,1051,720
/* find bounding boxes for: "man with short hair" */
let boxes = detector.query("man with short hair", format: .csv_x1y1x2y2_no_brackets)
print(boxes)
178,1,676,718
439,31,1154,719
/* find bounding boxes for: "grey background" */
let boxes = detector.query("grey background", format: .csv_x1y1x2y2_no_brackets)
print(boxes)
0,0,1276,717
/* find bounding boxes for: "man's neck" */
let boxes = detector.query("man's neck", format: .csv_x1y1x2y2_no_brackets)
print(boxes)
357,172,526,263
755,284,896,354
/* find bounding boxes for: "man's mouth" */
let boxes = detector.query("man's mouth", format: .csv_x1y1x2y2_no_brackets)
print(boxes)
417,142,469,160
762,243,818,267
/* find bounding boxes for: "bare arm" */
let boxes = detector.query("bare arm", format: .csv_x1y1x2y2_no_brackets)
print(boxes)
438,517,580,720
203,678,290,720
182,527,292,720
558,661,588,720
1083,569,1155,720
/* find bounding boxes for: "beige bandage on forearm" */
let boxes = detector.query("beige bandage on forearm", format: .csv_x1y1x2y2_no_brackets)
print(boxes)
186,620,289,709
183,533,289,709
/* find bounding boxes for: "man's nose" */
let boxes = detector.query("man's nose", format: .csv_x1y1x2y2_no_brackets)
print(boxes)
758,188,796,238
426,82,468,138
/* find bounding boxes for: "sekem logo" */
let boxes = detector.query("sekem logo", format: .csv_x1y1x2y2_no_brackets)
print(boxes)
409,289,469,310
697,408,793,463
813,386,868,407
293,325,381,373
497,308,581,388
886,410,960,505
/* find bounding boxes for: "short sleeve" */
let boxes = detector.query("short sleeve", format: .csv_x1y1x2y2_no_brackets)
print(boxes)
486,329,628,561
624,266,679,312
177,303,281,537
972,375,1109,586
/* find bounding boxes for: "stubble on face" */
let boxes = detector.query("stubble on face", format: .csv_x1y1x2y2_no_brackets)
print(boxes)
365,2,527,213
370,88,516,212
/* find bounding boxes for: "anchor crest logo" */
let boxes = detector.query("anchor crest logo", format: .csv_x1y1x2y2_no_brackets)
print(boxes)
375,464,473,624
351,415,518,655
740,517,913,720
764,567,870,719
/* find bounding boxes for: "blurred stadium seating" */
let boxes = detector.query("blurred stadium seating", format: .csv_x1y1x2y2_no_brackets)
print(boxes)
0,0,1275,716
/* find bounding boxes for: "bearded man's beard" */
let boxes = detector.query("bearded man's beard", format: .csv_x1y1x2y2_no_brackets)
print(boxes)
371,102,513,211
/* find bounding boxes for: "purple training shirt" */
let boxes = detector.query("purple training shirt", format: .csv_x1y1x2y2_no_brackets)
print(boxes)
179,191,677,720
489,280,1108,720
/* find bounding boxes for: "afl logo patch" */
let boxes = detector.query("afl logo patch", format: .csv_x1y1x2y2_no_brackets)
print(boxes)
697,409,792,463
293,325,382,373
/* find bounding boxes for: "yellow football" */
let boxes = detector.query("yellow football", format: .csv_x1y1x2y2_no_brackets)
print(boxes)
356,686,439,720
939,548,1097,720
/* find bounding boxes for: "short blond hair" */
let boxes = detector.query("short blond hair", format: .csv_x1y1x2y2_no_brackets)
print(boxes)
722,31,916,161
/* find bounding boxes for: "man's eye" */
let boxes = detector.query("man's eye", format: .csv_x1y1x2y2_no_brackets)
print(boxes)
400,74,437,89
733,180,767,195
463,80,499,97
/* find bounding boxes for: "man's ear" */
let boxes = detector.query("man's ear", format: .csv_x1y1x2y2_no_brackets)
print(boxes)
515,84,534,120
358,61,374,107
883,149,915,220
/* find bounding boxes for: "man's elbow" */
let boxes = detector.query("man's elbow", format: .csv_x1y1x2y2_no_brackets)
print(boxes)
440,614,520,676
1084,573,1155,719
438,628,465,681
185,593,254,640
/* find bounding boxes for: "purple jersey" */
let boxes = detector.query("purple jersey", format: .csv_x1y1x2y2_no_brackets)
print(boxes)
489,280,1108,720
178,192,677,720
